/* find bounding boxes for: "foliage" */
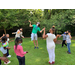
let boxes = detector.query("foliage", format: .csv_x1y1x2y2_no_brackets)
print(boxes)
0,9,75,36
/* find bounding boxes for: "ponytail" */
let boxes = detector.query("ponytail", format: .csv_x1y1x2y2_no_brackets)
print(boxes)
15,38,19,49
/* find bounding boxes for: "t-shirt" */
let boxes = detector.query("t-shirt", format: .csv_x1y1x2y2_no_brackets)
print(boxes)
66,35,71,43
32,24,41,34
2,41,9,48
46,33,56,49
7,38,9,42
61,34,66,40
14,45,26,57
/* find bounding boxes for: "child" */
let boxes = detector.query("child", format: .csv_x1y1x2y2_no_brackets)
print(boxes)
6,34,11,57
66,30,72,54
14,37,28,65
0,36,11,64
42,27,59,65
59,32,67,47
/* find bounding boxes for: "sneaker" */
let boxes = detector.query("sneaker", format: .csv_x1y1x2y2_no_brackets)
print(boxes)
7,55,11,58
68,52,71,54
67,51,71,54
34,47,36,49
49,62,52,65
52,61,55,64
4,61,11,65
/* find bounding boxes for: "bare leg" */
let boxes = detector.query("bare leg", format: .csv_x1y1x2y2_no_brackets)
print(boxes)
36,40,38,47
33,40,36,47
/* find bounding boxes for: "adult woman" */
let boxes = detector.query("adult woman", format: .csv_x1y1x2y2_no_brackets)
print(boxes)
42,27,59,65
12,28,24,39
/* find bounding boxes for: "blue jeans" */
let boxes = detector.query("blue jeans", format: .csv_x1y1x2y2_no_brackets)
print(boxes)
67,43,71,53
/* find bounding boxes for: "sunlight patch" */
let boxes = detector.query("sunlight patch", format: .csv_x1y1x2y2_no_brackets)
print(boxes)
72,44,75,47
40,48,43,49
35,58,40,62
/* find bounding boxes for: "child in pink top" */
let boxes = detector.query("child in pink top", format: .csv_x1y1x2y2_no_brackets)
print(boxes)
14,38,28,65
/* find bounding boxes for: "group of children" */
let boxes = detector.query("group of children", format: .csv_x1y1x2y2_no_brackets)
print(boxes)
0,20,72,65
0,34,11,64
0,28,28,65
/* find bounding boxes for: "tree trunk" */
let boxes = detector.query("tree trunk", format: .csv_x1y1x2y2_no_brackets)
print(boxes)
4,28,6,34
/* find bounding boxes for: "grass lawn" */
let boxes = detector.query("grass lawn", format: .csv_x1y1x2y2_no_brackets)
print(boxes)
0,37,75,65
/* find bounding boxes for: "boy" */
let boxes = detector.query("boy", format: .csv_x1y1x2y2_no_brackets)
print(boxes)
66,30,72,54
59,32,67,47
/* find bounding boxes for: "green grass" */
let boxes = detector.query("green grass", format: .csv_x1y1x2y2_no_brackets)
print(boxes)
0,37,75,65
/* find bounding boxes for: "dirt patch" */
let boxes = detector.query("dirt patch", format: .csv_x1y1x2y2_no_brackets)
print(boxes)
56,40,62,44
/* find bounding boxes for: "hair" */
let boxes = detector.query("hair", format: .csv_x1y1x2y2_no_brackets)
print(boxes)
38,24,40,27
68,30,71,33
1,36,7,43
20,28,23,32
37,22,40,27
15,37,22,49
51,26,55,33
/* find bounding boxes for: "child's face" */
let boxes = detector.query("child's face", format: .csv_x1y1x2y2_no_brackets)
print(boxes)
18,41,22,44
6,34,9,38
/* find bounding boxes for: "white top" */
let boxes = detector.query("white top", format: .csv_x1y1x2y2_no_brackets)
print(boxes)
15,29,23,38
7,38,9,42
46,33,56,49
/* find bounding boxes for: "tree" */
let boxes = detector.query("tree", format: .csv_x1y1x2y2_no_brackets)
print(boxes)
0,9,19,34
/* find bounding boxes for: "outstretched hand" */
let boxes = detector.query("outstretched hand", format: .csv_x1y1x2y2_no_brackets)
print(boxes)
42,27,45,31
29,20,31,23
57,34,60,38
26,51,28,53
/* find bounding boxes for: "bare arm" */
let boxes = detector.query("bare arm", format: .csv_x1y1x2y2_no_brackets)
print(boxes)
42,28,48,39
0,34,5,39
29,20,33,27
12,32,16,34
0,57,9,63
68,33,72,39
4,47,11,49
54,35,59,43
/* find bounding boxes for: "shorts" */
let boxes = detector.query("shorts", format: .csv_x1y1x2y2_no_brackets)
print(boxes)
0,47,7,54
31,33,38,41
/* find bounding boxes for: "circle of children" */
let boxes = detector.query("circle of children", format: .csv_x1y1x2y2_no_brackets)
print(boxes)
0,20,72,65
